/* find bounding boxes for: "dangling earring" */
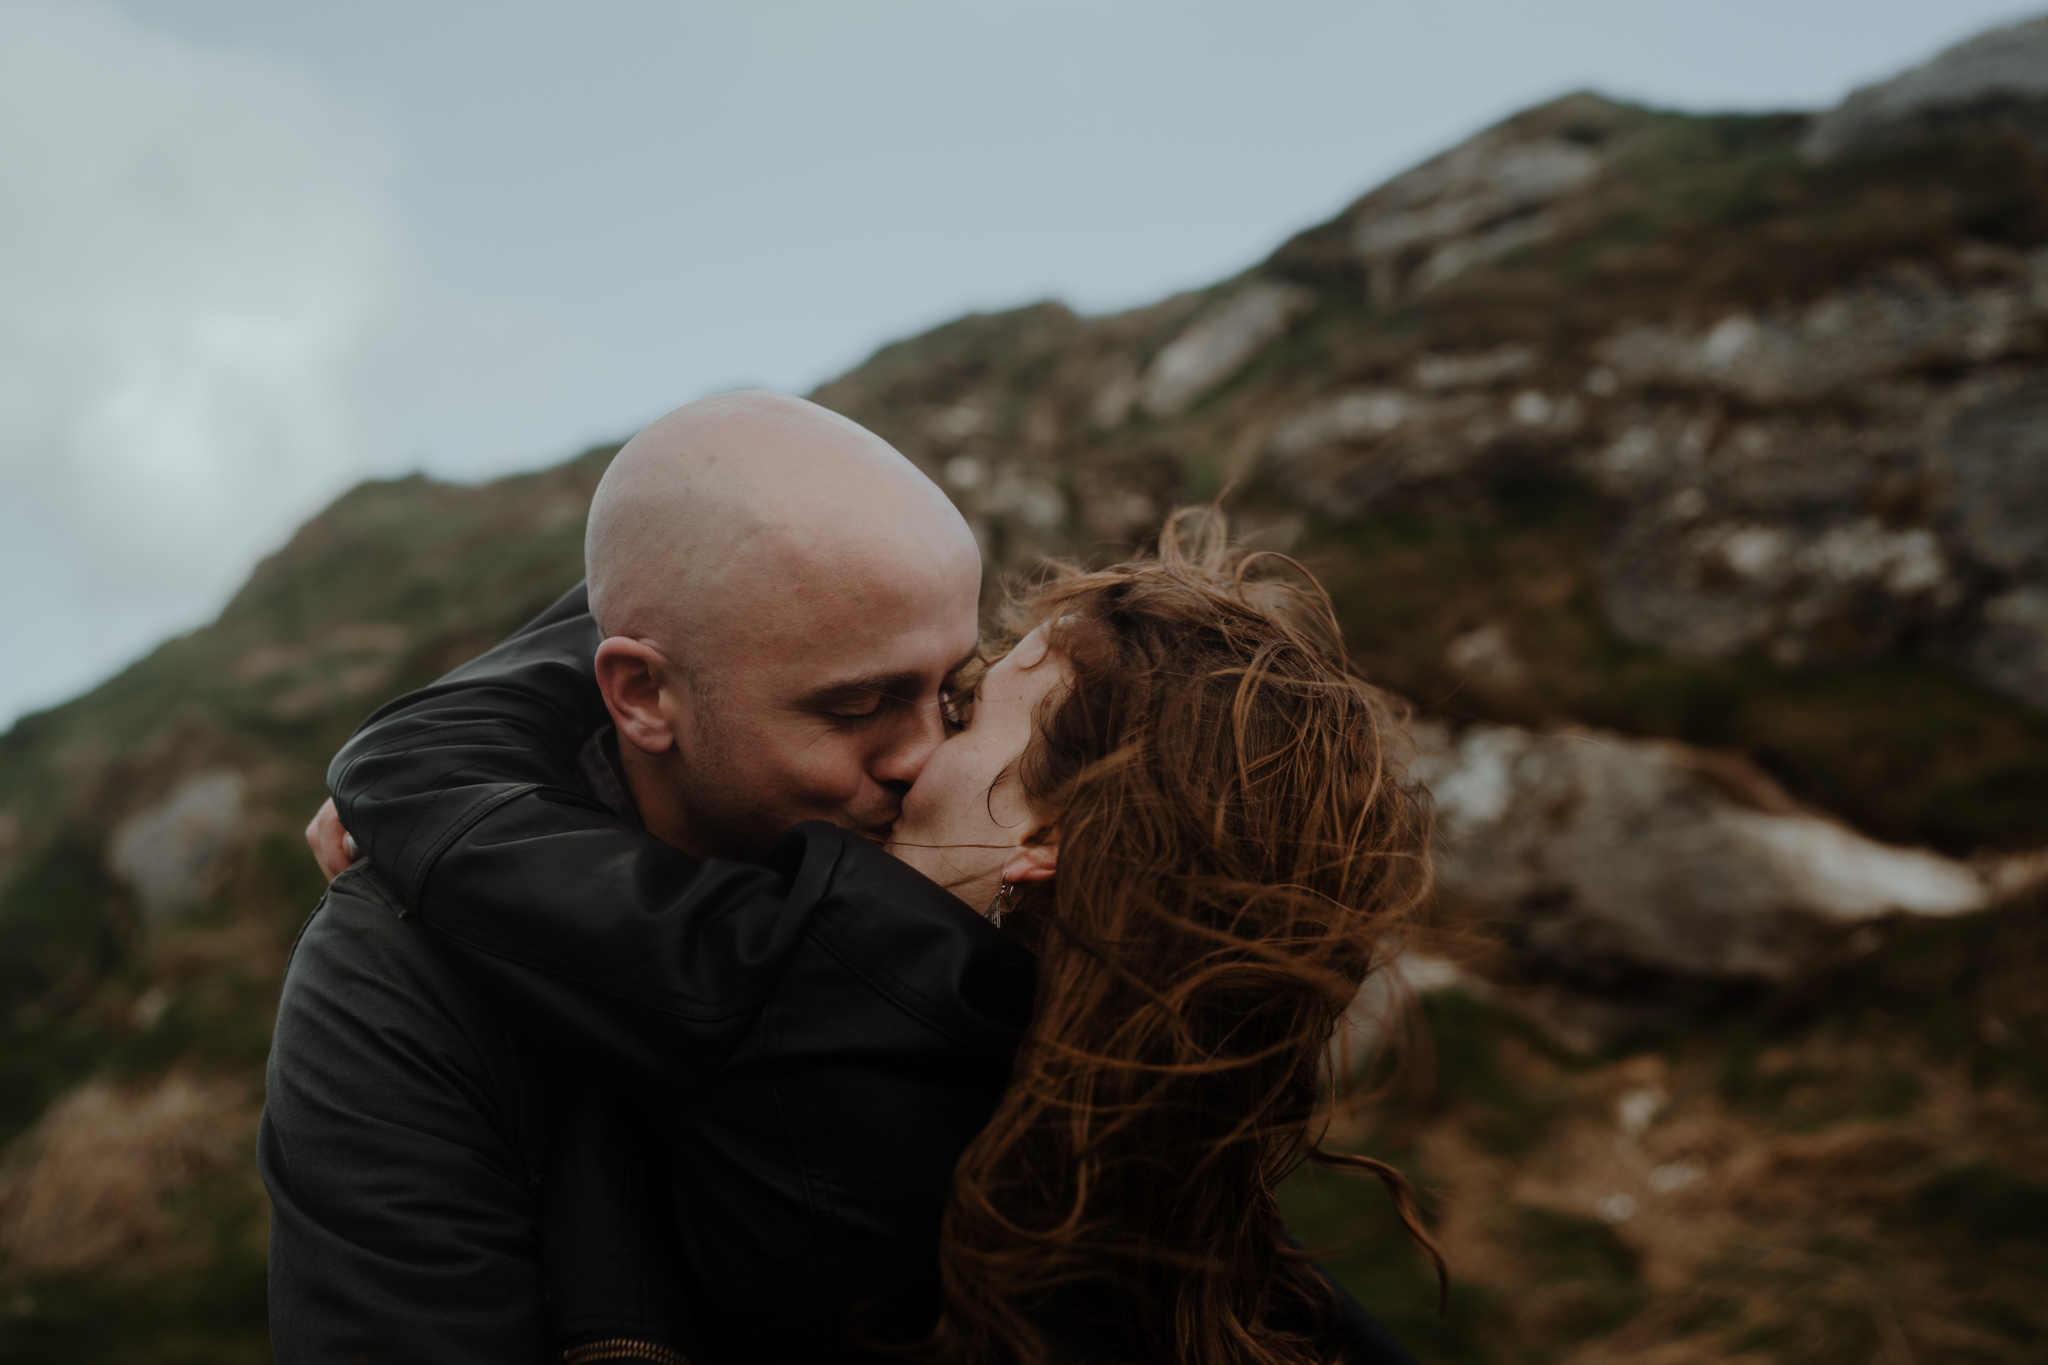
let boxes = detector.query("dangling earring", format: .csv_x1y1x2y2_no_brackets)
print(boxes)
985,878,1015,928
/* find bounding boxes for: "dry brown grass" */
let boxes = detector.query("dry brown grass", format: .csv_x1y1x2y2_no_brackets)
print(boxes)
0,1072,247,1275
1361,1022,2045,1362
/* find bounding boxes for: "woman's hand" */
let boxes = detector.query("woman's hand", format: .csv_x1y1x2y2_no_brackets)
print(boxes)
304,797,360,882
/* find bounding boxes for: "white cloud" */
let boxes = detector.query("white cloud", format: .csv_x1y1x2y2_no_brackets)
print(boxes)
0,0,398,725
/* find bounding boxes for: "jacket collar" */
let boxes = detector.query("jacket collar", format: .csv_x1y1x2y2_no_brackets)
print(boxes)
774,823,1038,1057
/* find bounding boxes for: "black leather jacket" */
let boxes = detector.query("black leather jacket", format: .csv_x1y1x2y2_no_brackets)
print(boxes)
328,585,1414,1365
331,585,1033,1361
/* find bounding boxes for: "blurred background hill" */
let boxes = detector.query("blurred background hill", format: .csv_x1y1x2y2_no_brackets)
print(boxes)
4,14,2048,1363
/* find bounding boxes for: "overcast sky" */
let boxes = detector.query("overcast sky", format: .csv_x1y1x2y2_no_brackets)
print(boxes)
1,0,2038,729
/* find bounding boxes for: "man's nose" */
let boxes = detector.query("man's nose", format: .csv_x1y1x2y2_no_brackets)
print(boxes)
870,699,950,789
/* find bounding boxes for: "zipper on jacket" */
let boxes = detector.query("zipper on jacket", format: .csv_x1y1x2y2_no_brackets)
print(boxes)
562,1338,693,1365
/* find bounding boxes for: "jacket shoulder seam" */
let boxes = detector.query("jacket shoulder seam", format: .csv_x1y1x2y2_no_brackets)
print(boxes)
401,783,542,904
804,912,1018,1056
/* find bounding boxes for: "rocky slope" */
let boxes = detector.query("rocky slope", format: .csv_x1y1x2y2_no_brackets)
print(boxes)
2,16,2046,1363
815,103,2048,860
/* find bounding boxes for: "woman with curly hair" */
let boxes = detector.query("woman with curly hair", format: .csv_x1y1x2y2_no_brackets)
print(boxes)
320,512,1439,1365
892,513,1439,1365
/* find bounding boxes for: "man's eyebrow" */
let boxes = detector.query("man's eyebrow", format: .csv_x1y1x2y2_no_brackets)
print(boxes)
805,650,981,705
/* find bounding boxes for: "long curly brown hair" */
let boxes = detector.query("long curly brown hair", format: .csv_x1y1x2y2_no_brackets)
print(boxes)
926,511,1441,1365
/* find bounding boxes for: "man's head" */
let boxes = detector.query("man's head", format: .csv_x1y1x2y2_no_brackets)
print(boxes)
585,391,982,860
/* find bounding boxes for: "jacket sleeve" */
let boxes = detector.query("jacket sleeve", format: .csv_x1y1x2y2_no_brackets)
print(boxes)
261,871,554,1365
326,582,841,1103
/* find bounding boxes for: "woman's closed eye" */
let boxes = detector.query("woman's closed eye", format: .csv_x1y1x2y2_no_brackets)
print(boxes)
940,684,976,733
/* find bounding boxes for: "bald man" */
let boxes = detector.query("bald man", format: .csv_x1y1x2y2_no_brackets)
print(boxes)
260,394,987,1364
576,391,981,858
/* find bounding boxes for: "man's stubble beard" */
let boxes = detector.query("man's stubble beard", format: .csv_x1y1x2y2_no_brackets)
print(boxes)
668,687,902,861
669,698,787,864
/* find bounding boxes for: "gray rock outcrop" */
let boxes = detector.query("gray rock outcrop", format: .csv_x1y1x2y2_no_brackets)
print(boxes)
107,770,246,923
1262,244,2048,707
1804,15,2048,161
1139,280,1314,418
1338,94,1627,303
1263,363,1586,520
1599,251,2048,403
1592,356,2048,699
1413,723,2032,984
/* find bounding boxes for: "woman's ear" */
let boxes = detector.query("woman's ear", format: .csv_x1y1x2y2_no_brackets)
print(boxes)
1000,822,1059,887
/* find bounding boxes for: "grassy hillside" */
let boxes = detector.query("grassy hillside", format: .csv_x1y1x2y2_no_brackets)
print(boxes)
0,450,611,1358
1286,887,2048,1363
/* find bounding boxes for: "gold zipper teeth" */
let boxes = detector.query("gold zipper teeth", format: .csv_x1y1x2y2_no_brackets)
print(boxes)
562,1338,694,1365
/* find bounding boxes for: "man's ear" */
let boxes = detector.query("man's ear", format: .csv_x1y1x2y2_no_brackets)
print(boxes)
594,636,681,755
1000,821,1059,887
